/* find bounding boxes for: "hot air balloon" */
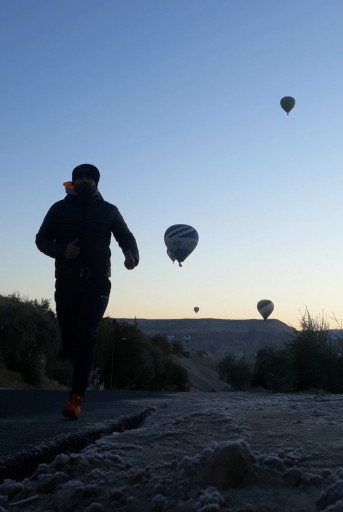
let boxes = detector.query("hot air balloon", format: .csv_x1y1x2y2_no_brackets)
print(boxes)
257,299,274,320
164,224,199,267
280,96,295,115
194,307,199,314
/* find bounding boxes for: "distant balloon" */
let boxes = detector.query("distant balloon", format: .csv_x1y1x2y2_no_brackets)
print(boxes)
194,307,199,314
280,96,295,115
257,300,274,320
164,224,199,267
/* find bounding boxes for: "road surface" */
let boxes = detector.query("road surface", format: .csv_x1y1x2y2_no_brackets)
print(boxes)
0,389,173,482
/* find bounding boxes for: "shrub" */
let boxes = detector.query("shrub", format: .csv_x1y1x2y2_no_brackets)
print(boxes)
218,354,253,390
253,345,295,392
95,319,189,391
287,308,337,392
0,293,60,386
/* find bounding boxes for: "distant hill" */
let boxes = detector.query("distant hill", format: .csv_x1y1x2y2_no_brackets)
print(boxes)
115,318,295,357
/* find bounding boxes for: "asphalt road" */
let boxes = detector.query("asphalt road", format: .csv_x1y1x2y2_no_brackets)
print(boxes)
0,389,173,482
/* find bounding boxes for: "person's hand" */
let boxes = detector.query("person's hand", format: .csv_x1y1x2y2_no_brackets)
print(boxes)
64,239,80,259
124,251,135,270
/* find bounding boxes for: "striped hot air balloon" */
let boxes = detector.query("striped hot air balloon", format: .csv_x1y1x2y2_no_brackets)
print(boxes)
280,96,295,115
164,224,199,267
257,300,274,320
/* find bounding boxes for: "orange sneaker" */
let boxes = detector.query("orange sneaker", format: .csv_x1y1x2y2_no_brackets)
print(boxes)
62,394,84,420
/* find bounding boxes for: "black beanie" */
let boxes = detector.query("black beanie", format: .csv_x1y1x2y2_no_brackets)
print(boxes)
72,164,100,185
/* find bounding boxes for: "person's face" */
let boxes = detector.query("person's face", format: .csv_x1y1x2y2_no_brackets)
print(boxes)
73,173,97,195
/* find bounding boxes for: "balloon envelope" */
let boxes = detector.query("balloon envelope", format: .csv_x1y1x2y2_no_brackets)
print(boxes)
257,300,274,320
164,224,199,266
280,96,295,115
194,307,199,313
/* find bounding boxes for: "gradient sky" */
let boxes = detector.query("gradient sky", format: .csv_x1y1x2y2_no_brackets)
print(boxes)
1,0,343,329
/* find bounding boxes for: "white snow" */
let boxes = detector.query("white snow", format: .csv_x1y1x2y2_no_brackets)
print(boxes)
2,391,343,511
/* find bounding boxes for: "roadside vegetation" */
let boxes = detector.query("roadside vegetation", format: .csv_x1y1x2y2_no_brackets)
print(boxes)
219,309,343,393
2,294,343,394
0,293,188,391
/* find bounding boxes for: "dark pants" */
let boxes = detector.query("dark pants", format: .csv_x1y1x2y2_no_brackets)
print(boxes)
55,278,110,398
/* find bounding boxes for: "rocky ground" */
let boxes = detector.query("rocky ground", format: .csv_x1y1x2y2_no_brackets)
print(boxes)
1,391,343,511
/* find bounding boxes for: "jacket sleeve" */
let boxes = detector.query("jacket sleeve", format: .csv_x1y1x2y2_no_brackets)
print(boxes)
35,205,67,259
111,207,139,266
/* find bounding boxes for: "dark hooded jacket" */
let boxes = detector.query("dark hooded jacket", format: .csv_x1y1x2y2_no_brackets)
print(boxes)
35,184,139,283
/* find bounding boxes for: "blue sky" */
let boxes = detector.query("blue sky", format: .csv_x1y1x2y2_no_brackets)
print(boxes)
1,0,343,329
